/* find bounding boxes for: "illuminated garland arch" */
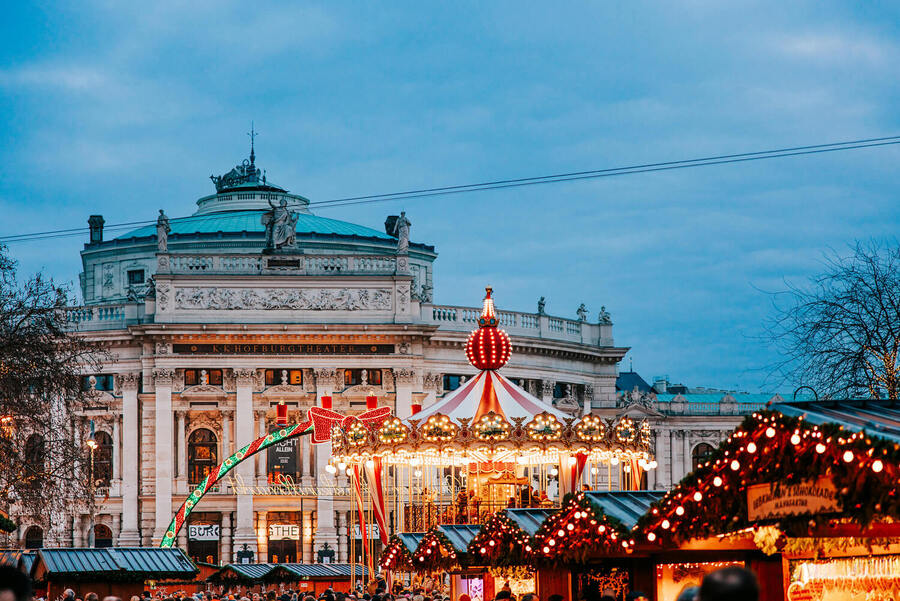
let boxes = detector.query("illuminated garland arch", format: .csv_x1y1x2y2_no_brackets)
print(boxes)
159,405,392,548
159,422,312,547
636,409,900,545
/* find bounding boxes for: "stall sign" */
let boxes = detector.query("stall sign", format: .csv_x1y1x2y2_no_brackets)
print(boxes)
747,478,839,521
188,524,220,541
351,524,380,539
269,524,301,540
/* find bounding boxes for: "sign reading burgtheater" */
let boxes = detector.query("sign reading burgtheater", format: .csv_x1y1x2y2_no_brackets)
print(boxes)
747,478,839,521
173,343,394,355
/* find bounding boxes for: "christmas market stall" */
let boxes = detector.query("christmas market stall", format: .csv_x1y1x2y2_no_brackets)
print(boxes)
465,508,555,601
380,533,425,582
534,491,663,601
411,525,482,597
636,399,900,601
29,548,199,599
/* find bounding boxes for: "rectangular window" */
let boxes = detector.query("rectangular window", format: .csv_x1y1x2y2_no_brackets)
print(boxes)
343,369,382,386
442,374,463,391
184,369,223,387
264,369,303,386
127,269,145,285
81,375,114,391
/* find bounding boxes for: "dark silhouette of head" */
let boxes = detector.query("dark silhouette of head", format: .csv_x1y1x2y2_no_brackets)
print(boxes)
699,567,759,601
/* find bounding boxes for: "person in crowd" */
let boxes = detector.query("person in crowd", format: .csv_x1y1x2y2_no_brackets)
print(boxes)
494,592,511,601
521,594,538,601
699,567,758,601
547,594,564,601
0,566,31,601
85,594,99,601
103,597,122,601
675,586,699,601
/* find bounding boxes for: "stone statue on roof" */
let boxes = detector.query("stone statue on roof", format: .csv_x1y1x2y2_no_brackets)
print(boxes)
262,197,299,250
598,306,611,324
393,211,411,254
156,209,170,253
537,296,546,315
577,303,588,321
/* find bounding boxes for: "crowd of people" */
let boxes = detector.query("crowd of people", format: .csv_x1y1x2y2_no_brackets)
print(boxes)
0,566,760,601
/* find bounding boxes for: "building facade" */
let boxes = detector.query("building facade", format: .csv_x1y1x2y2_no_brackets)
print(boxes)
12,148,774,562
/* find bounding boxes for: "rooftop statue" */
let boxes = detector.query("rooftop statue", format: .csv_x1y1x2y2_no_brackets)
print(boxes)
392,211,411,254
577,303,588,321
262,197,299,251
598,305,612,324
156,209,170,253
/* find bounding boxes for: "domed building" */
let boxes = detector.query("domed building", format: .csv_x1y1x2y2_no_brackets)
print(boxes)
22,145,759,565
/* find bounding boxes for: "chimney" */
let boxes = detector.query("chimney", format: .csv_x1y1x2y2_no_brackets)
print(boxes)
653,376,668,394
88,215,105,243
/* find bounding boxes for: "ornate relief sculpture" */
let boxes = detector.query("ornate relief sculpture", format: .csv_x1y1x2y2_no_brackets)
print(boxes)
174,287,393,311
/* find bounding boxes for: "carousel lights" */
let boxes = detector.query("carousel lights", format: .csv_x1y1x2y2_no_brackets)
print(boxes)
575,415,606,442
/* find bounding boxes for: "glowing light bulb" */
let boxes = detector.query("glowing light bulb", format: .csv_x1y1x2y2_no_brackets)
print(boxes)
337,462,346,470
568,456,577,466
325,464,337,474
765,427,776,438
790,434,801,445
590,467,598,475
815,443,826,454
365,459,375,469
842,450,854,463
549,468,559,476
872,459,884,473
730,460,740,471
611,457,620,466
661,520,670,530
675,506,685,516
693,491,703,502
414,470,422,478
746,442,757,454
557,529,565,537
566,524,574,531
647,532,657,542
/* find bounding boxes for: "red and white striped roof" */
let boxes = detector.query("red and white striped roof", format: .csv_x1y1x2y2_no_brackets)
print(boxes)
410,370,570,423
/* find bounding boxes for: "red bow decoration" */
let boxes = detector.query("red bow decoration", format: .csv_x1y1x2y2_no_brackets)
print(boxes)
306,406,393,443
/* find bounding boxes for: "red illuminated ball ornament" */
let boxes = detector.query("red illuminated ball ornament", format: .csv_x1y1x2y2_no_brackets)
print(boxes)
465,287,512,370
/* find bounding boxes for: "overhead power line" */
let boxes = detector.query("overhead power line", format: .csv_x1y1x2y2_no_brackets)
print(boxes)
1,135,898,245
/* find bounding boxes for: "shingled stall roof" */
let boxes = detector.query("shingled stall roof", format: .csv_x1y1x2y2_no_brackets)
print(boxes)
32,548,197,582
436,524,483,553
772,398,900,444
504,508,557,536
209,563,368,584
582,491,666,529
398,533,425,553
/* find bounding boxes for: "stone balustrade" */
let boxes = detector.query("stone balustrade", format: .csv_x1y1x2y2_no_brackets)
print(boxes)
163,253,397,275
424,303,613,346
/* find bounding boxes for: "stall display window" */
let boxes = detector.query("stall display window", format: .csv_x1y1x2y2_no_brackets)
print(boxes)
656,561,744,601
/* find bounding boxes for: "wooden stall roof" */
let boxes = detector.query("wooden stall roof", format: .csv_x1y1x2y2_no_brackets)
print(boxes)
32,548,197,581
504,508,557,536
397,533,426,554
583,491,665,529
773,399,900,443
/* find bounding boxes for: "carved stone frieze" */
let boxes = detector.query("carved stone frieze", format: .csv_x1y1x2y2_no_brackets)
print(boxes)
392,368,416,386
155,342,170,355
115,372,141,392
156,282,172,312
541,380,554,397
187,413,221,435
153,368,176,386
381,369,395,392
423,372,443,394
173,287,393,311
584,383,594,401
397,283,411,313
233,368,257,387
314,368,342,390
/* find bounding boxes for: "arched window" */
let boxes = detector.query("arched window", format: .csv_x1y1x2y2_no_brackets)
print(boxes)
24,434,45,478
94,524,113,548
188,429,218,486
92,431,113,486
24,525,43,549
692,443,716,470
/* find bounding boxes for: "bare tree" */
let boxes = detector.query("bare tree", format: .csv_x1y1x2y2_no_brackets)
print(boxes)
766,241,900,403
0,245,104,541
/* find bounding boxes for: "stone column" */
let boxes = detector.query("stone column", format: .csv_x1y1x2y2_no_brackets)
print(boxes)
222,410,232,458
256,511,268,561
335,511,345,562
313,369,339,552
112,513,122,545
176,410,187,495
300,436,314,486
232,369,257,557
112,413,121,485
256,410,268,486
393,368,415,418
152,368,175,545
221,513,233,564
302,510,314,562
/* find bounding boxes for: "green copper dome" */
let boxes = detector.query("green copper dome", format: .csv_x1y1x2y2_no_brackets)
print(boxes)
116,210,393,241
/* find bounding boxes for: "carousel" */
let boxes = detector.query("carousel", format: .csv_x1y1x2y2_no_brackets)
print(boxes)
326,288,655,591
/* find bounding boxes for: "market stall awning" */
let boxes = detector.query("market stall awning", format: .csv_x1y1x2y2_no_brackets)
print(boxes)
583,491,665,529
772,399,900,444
504,508,557,536
0,550,35,572
32,548,197,582
209,563,368,583
282,563,368,578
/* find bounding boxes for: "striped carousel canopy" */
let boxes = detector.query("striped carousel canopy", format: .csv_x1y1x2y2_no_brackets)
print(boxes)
409,369,571,423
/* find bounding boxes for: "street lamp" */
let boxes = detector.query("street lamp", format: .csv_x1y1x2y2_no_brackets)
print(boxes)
86,420,98,547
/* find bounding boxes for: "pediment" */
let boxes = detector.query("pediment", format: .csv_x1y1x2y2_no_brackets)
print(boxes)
260,384,312,401
617,403,664,419
181,384,228,401
340,384,385,399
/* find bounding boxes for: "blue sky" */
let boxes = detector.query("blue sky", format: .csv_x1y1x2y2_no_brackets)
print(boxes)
1,2,898,392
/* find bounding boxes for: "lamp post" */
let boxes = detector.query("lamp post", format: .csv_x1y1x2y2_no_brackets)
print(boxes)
86,420,98,548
